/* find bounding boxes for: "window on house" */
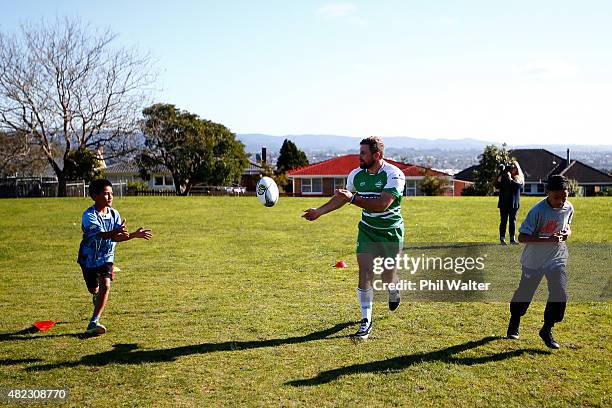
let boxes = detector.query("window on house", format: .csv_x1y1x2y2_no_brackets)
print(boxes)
334,177,345,190
301,178,322,193
164,176,173,186
154,176,164,186
405,180,417,196
537,184,545,193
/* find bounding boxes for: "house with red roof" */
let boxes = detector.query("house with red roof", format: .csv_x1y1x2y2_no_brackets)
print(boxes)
286,154,471,196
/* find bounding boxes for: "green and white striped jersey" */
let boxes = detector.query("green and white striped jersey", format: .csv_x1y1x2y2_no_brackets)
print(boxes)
346,160,406,230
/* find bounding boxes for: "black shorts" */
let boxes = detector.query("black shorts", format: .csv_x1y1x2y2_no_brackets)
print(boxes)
81,262,115,290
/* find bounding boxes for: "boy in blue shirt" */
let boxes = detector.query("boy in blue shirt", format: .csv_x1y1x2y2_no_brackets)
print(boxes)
506,175,573,349
78,179,152,335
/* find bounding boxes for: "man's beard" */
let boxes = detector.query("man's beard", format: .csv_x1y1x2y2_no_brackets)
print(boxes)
359,158,375,169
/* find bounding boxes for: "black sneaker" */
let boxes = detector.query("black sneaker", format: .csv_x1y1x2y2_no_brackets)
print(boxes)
539,326,560,349
509,240,519,245
500,238,508,246
351,318,372,341
507,316,520,339
389,290,401,311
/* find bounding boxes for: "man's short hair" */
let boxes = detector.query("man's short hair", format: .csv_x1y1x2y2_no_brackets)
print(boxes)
546,175,569,191
360,136,384,157
89,178,113,198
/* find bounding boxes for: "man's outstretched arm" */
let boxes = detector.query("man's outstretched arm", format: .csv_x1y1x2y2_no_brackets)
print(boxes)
302,190,352,221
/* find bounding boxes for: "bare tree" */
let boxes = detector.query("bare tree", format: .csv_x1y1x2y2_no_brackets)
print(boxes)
0,130,47,177
0,17,155,195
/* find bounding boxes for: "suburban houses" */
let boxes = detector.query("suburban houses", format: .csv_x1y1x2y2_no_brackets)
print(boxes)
3,146,610,198
454,149,612,196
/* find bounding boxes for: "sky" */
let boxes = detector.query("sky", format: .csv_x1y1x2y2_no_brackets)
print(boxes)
2,0,611,145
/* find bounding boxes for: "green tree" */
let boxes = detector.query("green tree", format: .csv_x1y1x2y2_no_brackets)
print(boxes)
567,178,582,197
138,104,248,196
460,184,478,196
275,139,308,192
276,139,308,173
261,162,289,191
418,160,450,196
468,144,512,196
420,173,449,196
63,147,104,182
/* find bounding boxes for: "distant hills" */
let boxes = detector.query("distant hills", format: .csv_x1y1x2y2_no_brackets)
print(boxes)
236,133,612,154
237,134,488,152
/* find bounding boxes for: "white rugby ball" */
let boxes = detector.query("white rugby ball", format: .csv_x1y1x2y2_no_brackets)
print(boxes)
256,176,279,207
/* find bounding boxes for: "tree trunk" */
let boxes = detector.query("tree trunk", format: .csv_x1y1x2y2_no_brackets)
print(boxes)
173,176,186,196
177,183,190,196
57,172,67,197
182,182,192,196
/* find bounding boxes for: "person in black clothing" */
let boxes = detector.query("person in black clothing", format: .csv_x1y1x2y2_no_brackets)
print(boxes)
495,161,524,245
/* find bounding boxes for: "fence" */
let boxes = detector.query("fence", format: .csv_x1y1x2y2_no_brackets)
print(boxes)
1,178,261,198
131,187,256,197
0,178,57,198
66,181,127,198
0,178,127,198
188,185,252,196
131,189,176,196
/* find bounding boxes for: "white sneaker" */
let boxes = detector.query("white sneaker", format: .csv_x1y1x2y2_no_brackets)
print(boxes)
85,321,106,335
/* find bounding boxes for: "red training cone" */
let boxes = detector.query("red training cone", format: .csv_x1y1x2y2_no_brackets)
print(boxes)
335,261,348,268
33,320,56,331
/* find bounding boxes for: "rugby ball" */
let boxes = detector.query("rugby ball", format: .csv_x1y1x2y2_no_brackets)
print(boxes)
256,176,279,207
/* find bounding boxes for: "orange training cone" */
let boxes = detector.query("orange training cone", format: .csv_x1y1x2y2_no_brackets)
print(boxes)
33,320,56,331
335,261,348,268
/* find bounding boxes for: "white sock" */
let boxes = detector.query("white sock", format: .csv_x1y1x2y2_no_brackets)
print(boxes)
357,287,373,322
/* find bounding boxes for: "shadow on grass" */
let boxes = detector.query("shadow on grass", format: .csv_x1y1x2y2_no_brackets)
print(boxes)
26,321,354,371
0,358,42,366
287,336,550,386
0,326,91,342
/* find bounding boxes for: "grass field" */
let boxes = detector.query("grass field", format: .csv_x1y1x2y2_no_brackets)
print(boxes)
0,196,610,407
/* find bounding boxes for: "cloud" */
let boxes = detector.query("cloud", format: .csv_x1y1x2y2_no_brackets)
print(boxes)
518,58,578,79
316,2,357,19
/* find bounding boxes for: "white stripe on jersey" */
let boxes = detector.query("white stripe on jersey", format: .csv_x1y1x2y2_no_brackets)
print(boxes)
360,219,404,230
378,211,403,220
362,207,402,218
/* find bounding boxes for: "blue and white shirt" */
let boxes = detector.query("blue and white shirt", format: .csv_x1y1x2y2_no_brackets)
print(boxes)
79,206,122,268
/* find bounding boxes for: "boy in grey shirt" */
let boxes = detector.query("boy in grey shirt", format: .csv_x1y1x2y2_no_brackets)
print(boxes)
507,175,574,349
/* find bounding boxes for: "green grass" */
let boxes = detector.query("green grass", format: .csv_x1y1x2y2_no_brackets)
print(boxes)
0,196,610,407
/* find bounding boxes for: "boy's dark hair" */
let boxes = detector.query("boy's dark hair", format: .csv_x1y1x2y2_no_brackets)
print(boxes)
546,175,569,191
89,179,113,199
360,136,384,157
